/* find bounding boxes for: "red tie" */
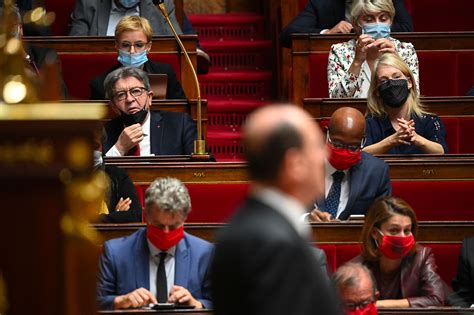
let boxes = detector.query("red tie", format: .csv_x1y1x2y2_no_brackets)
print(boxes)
127,144,140,156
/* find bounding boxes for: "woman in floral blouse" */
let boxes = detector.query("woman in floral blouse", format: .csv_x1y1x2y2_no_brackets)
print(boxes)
363,53,447,154
327,0,419,98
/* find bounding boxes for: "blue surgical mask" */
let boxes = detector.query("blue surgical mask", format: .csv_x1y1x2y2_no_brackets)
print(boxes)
117,0,140,9
117,49,148,68
362,22,390,39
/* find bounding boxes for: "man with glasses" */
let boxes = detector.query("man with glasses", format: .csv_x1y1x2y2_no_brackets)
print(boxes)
306,107,391,222
90,15,186,100
102,66,196,156
334,262,379,315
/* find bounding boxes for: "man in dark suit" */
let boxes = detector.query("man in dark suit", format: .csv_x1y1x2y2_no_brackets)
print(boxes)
102,66,196,156
307,107,391,222
211,104,341,315
97,177,213,310
449,236,474,308
69,0,181,36
280,0,413,48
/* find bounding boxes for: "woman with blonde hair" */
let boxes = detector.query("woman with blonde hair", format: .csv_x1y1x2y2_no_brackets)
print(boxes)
363,53,447,154
328,0,419,98
90,15,185,100
354,196,446,308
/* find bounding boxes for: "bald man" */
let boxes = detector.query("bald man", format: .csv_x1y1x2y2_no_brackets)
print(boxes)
211,104,341,315
308,107,391,222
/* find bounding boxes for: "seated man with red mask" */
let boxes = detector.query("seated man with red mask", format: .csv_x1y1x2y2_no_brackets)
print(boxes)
334,262,379,315
97,177,213,310
306,107,391,222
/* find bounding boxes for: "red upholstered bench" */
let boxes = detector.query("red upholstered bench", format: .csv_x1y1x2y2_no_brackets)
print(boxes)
59,53,180,99
442,116,474,154
135,183,249,223
392,181,474,221
318,243,461,286
307,52,474,98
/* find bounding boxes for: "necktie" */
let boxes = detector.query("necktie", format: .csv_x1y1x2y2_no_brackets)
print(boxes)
127,144,140,156
325,171,345,219
156,252,168,303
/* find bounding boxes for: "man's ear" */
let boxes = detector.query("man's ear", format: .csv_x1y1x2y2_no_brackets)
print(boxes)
375,290,380,301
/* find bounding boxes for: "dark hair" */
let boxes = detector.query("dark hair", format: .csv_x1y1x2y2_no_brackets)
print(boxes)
245,122,303,182
103,66,151,99
361,196,418,261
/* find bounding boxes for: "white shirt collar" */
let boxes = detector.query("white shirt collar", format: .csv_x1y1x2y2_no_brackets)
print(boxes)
253,187,310,239
147,238,177,258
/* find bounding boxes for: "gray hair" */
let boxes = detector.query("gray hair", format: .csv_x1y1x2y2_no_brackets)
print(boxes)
333,262,377,299
103,66,151,99
144,177,191,217
351,0,396,22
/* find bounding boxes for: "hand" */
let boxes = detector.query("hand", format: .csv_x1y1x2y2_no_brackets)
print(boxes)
354,34,375,64
307,209,338,222
115,123,144,155
326,20,353,34
388,118,414,146
168,285,203,309
113,288,157,309
115,197,131,211
369,38,396,54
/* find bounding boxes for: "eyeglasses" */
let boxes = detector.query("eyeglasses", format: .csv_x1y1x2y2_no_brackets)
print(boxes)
117,41,149,52
327,130,365,152
344,299,374,311
112,87,148,101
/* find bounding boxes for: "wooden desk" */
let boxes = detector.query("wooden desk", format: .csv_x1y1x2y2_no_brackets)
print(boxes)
93,221,474,244
304,96,474,117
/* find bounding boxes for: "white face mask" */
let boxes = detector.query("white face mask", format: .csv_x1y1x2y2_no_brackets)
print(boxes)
93,150,103,169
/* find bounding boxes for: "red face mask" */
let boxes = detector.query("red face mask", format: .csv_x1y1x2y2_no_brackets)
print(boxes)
146,225,184,251
346,302,378,315
328,144,361,170
376,229,415,260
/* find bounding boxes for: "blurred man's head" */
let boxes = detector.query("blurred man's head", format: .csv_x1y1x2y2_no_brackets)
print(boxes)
243,104,327,206
333,262,379,315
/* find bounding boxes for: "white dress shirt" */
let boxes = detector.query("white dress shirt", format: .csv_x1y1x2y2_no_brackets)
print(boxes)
106,1,140,36
147,239,176,299
105,111,152,156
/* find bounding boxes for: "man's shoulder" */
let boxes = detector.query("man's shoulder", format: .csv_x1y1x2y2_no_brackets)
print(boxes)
104,228,146,251
360,151,387,167
184,232,213,249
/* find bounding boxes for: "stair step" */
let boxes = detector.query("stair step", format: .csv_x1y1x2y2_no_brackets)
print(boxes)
189,13,265,41
199,71,273,100
207,100,268,132
206,130,244,161
202,40,272,71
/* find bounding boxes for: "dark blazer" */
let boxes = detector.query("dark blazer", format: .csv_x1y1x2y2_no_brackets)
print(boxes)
280,0,414,48
26,45,68,98
97,165,142,223
69,0,182,36
90,60,186,100
97,228,213,310
315,152,391,220
211,197,341,315
449,236,474,307
103,110,196,156
356,246,446,307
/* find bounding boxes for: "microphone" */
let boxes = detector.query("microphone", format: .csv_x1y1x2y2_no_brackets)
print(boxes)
156,1,206,155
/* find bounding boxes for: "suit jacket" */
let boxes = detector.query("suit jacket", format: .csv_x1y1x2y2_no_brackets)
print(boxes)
315,152,391,220
97,165,142,223
211,197,341,315
97,228,213,310
280,0,413,48
103,110,196,156
356,247,446,307
90,60,186,100
449,236,474,307
69,0,182,36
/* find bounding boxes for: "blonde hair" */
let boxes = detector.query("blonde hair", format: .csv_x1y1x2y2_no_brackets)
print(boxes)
367,53,428,118
351,0,395,22
115,16,153,42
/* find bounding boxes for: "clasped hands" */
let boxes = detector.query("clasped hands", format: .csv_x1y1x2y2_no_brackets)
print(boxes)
390,118,420,147
113,286,203,310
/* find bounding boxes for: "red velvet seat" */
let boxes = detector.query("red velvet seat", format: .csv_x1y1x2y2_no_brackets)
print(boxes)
442,116,474,154
44,0,76,36
392,181,474,221
59,53,180,99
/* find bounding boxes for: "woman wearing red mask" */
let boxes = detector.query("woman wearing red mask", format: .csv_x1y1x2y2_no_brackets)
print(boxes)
354,197,446,308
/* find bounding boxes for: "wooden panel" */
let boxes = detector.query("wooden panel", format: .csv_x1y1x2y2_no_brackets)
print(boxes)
303,97,474,117
93,221,474,244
